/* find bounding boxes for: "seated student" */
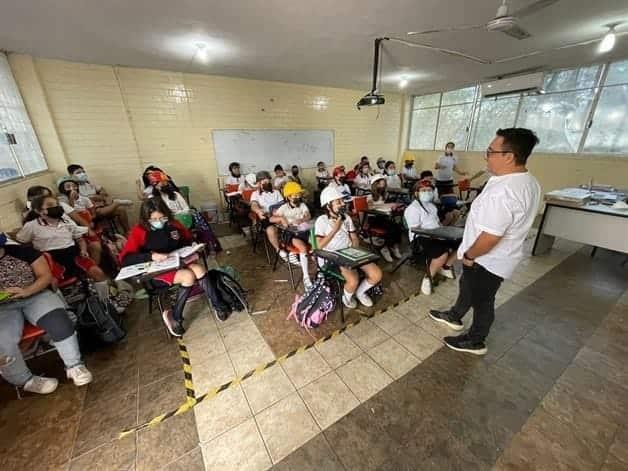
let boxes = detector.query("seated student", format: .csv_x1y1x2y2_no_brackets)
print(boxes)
137,166,179,199
437,183,461,225
146,170,190,216
402,155,418,179
419,170,440,201
288,165,302,186
375,157,386,175
67,164,132,233
23,185,52,222
17,195,111,301
119,198,228,335
354,162,372,192
0,232,93,394
316,162,330,190
366,174,403,262
225,162,245,187
270,182,313,289
316,186,382,308
273,165,290,191
404,180,460,295
250,171,293,262
328,166,352,204
57,177,104,265
384,161,402,189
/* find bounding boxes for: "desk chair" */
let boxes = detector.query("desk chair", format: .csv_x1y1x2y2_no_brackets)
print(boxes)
249,212,272,264
272,227,312,290
352,196,386,251
179,185,191,205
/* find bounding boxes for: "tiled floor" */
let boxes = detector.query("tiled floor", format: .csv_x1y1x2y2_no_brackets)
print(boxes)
1,226,626,470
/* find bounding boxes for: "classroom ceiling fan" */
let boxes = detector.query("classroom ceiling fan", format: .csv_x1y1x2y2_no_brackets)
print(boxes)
408,0,560,40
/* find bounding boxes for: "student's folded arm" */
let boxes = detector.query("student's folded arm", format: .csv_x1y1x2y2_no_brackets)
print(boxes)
15,224,32,244
24,255,54,296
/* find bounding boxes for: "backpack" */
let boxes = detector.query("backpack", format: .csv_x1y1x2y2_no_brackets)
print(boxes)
191,210,222,254
206,269,249,315
76,294,126,350
287,275,337,329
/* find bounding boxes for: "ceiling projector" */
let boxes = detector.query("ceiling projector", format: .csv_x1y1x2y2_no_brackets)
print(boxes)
357,93,385,110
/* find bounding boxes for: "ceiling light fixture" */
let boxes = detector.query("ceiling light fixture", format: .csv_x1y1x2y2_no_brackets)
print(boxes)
599,26,617,53
399,77,409,89
196,42,209,63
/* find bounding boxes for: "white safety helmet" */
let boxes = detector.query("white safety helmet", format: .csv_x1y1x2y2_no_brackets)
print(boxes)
320,186,345,207
370,174,386,185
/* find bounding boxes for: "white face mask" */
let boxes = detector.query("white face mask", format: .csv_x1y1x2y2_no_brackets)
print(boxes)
386,169,395,176
75,172,89,182
419,191,433,203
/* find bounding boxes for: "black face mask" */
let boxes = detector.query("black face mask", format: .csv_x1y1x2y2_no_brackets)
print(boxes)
337,177,346,184
290,198,302,206
262,183,273,192
45,206,64,219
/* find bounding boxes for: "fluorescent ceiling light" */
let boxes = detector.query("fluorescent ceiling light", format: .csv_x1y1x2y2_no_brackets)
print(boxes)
196,42,209,63
399,78,408,89
599,27,616,53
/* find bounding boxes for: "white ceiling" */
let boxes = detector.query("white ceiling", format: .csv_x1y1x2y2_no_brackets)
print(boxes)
1,0,628,94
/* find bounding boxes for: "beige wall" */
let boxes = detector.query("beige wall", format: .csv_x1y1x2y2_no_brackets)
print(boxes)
404,149,628,198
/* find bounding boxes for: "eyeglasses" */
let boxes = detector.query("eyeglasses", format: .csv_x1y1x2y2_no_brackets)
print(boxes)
485,148,512,159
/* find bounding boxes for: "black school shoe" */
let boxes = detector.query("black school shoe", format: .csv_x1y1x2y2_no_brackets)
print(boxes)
429,310,464,331
444,334,487,355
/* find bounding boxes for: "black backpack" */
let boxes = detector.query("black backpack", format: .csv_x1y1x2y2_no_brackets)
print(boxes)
76,294,126,350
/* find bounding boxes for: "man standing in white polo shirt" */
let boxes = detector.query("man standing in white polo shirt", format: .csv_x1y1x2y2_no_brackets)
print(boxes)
429,128,541,355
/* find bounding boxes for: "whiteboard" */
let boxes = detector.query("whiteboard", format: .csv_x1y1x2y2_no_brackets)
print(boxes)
212,130,334,175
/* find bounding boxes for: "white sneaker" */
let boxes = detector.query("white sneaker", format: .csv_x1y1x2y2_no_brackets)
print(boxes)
380,246,393,263
304,278,313,291
439,267,455,279
421,276,432,295
113,199,134,206
342,294,357,309
356,292,373,307
23,376,58,394
66,365,93,387
391,246,403,259
288,253,300,266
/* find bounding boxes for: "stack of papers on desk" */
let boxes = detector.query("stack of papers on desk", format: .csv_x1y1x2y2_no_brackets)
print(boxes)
337,247,373,261
544,188,591,206
114,244,205,281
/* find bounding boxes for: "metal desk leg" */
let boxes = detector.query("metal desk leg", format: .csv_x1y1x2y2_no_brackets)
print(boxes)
532,206,555,256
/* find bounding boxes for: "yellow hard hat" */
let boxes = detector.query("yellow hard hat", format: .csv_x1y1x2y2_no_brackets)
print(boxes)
404,154,415,162
283,181,303,198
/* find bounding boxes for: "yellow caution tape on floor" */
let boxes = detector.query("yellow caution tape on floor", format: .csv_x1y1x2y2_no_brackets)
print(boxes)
118,289,422,439
177,338,195,402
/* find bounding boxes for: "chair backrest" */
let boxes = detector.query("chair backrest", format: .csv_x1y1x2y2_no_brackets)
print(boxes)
458,179,471,191
225,184,239,193
242,189,254,202
179,185,191,204
352,195,368,213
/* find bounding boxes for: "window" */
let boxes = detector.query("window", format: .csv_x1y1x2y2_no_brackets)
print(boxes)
0,54,47,183
409,61,628,156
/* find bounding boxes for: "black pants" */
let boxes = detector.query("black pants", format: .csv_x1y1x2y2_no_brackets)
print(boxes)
450,263,503,342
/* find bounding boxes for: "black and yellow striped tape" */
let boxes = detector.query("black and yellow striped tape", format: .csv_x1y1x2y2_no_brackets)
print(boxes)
176,339,195,401
118,289,422,439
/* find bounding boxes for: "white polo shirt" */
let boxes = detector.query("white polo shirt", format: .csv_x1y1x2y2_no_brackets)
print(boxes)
458,171,541,279
436,154,457,182
250,189,283,213
17,216,88,252
404,200,440,241
275,202,311,226
225,175,245,187
314,215,356,252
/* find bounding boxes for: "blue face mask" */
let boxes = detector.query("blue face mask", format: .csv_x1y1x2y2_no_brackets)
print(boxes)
419,191,434,203
149,220,166,230
0,232,7,247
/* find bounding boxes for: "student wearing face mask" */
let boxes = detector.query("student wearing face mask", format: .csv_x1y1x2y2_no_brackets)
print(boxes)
402,155,418,179
375,157,386,175
147,170,190,216
366,174,403,262
16,195,111,301
354,162,372,192
384,161,402,189
119,198,229,335
273,165,290,191
271,182,313,289
23,186,52,223
404,179,460,296
288,165,303,186
316,162,330,191
328,166,353,203
250,171,291,262
316,187,382,308
434,142,468,194
226,162,245,187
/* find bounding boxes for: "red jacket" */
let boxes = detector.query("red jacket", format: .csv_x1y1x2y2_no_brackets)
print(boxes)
118,220,192,266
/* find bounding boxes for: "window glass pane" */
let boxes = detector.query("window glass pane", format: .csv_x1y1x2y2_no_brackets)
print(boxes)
605,59,628,86
409,108,438,149
413,93,440,109
583,85,628,153
435,103,473,150
470,97,519,150
543,65,600,92
0,55,23,108
517,90,594,153
11,121,47,175
441,86,476,106
0,130,20,183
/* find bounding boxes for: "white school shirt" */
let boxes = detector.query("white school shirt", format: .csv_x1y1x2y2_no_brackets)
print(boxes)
402,166,417,178
17,216,88,252
314,215,356,252
225,175,245,187
458,172,541,279
386,174,402,189
273,175,289,190
58,195,94,213
275,203,311,226
316,170,330,179
354,174,371,190
250,189,284,213
436,154,457,182
158,191,190,215
78,181,101,198
404,200,440,241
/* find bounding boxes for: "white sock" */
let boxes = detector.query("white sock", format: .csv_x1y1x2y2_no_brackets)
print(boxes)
279,249,287,257
343,289,354,301
356,279,375,297
93,281,109,301
299,253,310,282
